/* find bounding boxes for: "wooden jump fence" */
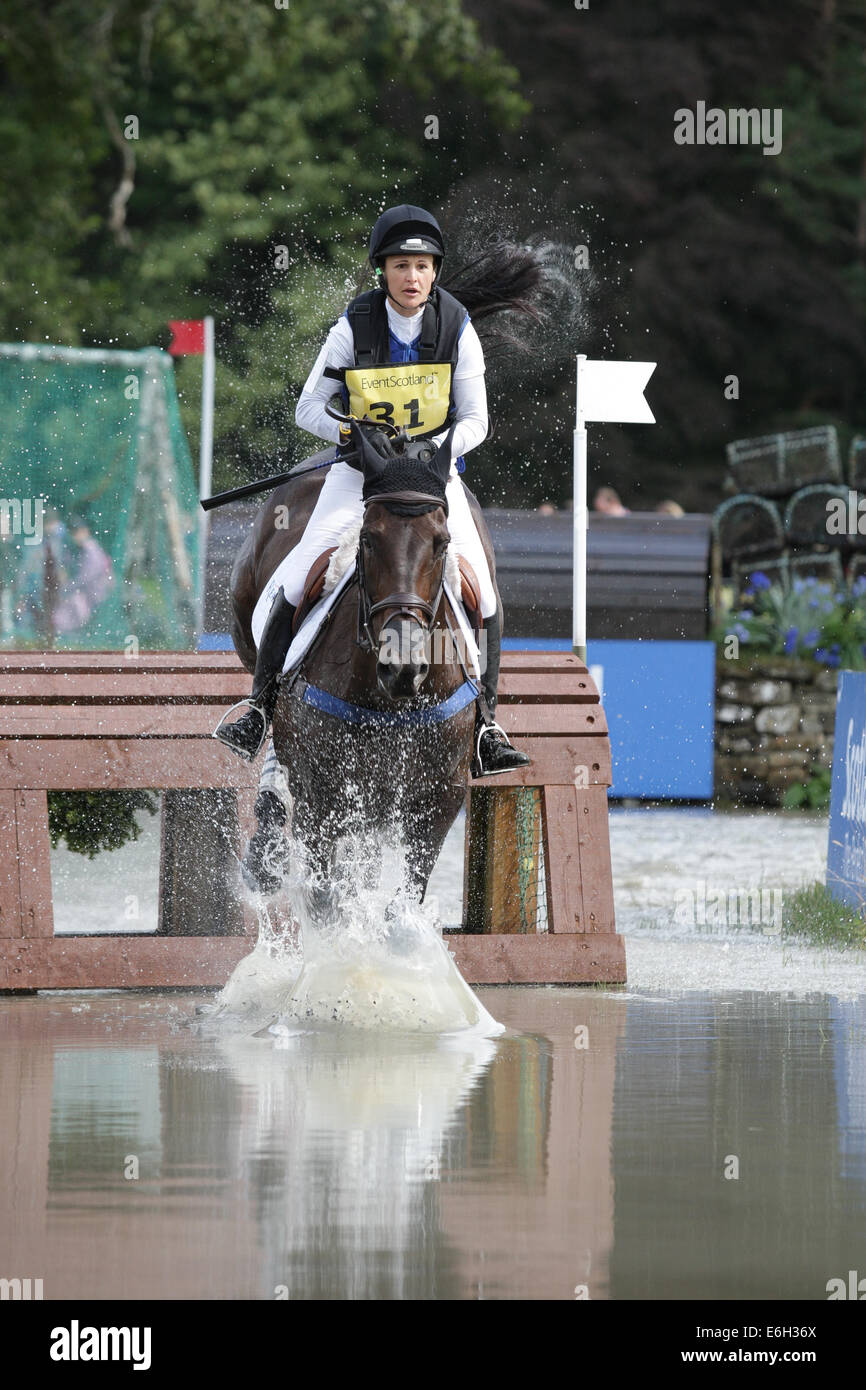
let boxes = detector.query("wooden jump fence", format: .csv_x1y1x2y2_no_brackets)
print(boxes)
0,650,624,989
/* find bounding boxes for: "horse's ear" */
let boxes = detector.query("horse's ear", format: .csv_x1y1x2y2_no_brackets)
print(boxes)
350,419,392,483
430,425,456,490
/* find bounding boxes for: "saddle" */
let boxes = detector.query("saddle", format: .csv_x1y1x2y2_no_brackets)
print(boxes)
292,547,482,635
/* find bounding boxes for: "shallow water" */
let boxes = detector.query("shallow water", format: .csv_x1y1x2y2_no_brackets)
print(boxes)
19,804,866,1298
2,986,864,1299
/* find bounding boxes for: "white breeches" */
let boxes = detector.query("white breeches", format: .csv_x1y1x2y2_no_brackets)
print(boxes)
276,459,498,618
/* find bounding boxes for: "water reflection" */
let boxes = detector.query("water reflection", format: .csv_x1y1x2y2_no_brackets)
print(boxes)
609,992,866,1300
2,988,864,1299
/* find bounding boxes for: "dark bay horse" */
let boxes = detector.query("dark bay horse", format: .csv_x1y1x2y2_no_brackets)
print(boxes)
228,427,498,910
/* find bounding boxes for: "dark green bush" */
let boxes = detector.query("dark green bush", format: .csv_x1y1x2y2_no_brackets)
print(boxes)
47,790,160,858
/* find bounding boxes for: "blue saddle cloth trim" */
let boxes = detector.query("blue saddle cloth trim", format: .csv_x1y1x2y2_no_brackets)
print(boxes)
300,677,479,727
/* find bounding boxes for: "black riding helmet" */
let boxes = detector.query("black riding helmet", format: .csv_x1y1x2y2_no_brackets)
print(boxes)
368,205,445,278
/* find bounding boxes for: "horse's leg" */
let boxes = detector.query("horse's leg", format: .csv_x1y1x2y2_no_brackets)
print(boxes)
381,784,466,952
289,802,340,928
405,786,466,901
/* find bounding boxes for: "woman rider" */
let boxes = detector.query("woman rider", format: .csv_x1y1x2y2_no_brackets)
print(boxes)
214,204,530,778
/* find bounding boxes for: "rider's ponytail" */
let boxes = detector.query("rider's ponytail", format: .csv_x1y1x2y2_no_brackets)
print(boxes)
441,238,544,342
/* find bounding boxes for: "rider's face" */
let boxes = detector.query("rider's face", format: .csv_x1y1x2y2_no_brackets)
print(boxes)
383,254,436,314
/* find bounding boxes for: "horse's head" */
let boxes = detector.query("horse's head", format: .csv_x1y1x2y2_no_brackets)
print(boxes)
357,440,452,702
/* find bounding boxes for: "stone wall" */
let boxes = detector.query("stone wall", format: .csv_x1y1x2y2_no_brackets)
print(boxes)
715,656,838,805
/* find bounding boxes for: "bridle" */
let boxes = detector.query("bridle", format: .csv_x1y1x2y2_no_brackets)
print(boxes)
355,491,448,655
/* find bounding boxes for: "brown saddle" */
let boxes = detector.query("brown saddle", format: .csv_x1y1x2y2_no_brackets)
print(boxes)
291,547,483,636
292,546,339,634
456,556,482,636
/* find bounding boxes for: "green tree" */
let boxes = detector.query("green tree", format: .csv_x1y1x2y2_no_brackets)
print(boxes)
0,0,526,490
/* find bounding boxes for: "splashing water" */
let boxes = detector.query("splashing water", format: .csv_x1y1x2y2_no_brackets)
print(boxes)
211,828,504,1039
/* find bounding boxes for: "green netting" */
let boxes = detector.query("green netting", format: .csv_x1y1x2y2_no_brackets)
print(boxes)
0,343,199,649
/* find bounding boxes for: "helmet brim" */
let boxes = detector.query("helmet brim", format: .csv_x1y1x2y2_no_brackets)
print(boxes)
376,236,442,260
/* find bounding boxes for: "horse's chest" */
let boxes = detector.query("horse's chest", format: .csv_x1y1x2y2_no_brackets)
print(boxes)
276,697,470,803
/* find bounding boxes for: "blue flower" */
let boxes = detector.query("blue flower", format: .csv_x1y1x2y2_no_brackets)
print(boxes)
751,572,771,590
783,626,799,655
803,628,819,646
814,648,829,663
732,623,751,643
827,652,841,668
739,609,754,619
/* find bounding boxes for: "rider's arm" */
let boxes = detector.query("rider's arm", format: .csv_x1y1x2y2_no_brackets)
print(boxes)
295,317,355,445
431,319,488,459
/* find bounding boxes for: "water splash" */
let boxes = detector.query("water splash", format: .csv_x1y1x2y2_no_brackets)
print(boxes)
211,827,504,1039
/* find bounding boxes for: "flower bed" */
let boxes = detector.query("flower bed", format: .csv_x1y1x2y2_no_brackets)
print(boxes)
718,573,866,670
712,573,865,805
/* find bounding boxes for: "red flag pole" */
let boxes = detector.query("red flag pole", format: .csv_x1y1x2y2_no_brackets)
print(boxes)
196,317,215,635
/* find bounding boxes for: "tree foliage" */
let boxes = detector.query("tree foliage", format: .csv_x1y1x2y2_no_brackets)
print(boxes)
47,790,160,858
0,0,525,490
2,0,865,509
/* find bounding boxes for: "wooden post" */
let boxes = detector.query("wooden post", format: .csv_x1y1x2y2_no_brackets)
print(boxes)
456,652,625,984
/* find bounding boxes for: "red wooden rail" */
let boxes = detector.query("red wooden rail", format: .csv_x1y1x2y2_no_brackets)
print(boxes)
0,651,625,988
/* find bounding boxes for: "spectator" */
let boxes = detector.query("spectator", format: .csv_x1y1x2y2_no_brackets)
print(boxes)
655,499,685,517
52,517,114,634
592,486,629,516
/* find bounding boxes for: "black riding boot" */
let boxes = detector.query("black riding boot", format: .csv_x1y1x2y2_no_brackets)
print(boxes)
472,612,532,778
213,592,297,760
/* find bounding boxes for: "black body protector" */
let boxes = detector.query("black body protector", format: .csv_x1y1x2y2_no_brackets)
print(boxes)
323,285,468,442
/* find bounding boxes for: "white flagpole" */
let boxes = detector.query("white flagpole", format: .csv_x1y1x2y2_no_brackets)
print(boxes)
573,353,588,662
196,316,215,637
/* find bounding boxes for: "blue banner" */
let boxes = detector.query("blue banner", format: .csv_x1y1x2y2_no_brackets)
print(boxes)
587,640,716,800
827,671,866,909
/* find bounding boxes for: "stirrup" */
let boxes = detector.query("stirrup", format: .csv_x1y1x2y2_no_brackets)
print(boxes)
472,719,528,779
212,698,269,761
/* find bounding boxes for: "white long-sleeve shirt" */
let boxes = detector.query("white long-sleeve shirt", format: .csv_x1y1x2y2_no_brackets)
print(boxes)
295,297,488,459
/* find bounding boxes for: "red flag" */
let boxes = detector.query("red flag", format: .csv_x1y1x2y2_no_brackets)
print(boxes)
168,320,206,356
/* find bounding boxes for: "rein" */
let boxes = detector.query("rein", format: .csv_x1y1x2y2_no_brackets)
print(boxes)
355,490,448,654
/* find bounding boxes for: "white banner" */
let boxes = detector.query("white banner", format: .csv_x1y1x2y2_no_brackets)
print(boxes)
572,355,657,656
578,358,656,424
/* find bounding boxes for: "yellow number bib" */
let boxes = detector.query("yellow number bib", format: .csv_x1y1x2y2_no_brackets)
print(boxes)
344,363,452,437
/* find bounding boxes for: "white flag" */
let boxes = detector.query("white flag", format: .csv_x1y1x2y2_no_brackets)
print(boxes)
578,359,656,424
